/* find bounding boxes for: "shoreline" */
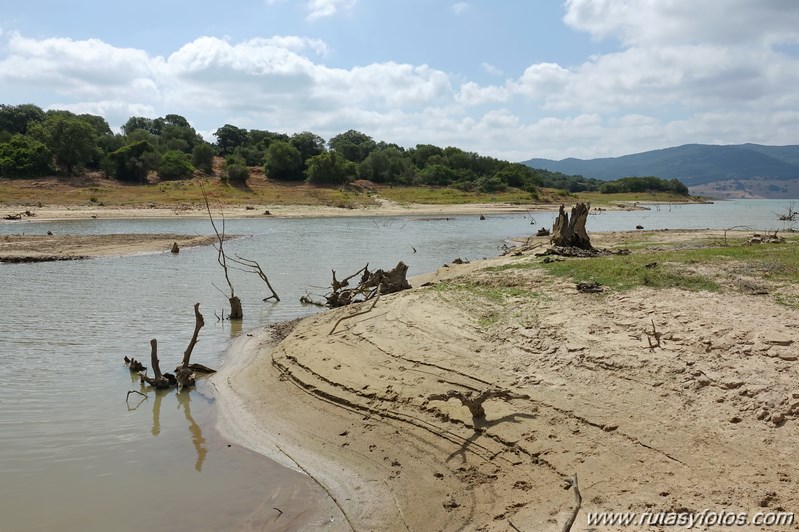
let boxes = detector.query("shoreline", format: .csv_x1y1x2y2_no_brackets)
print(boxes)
212,229,799,530
0,196,709,223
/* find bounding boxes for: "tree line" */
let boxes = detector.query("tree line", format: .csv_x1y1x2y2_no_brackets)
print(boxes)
0,103,689,196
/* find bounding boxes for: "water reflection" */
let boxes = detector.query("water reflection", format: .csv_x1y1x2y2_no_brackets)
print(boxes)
124,385,208,471
177,389,207,472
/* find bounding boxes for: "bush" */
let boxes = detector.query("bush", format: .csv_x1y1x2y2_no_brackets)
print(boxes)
191,143,215,174
0,134,52,177
224,156,250,183
305,151,355,185
158,150,194,180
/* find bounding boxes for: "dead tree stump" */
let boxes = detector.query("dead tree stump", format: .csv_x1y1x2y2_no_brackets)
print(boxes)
551,203,592,249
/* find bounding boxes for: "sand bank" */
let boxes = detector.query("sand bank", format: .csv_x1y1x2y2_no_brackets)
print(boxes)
0,233,219,262
214,230,799,530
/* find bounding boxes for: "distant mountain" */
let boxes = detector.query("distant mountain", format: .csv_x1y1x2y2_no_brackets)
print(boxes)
522,144,799,187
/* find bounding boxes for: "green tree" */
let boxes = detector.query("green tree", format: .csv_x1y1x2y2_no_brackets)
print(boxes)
192,143,215,174
158,150,194,180
358,147,414,184
109,140,156,182
410,144,444,168
265,141,303,181
156,114,202,154
328,129,376,163
121,116,157,136
418,164,457,186
214,124,248,155
0,104,45,135
492,164,536,188
290,131,325,167
305,151,356,185
28,113,97,175
0,134,52,177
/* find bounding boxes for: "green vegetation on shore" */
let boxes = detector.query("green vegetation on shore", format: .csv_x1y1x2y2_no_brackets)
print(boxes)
0,103,693,207
492,236,799,305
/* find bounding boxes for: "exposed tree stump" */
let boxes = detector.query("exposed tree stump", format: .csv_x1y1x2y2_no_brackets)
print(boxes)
228,296,243,320
551,203,592,249
171,242,180,253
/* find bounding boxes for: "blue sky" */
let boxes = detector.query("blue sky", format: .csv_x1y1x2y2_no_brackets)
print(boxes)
1,1,798,161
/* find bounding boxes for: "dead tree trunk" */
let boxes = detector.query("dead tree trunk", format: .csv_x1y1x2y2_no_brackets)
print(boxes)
551,203,592,249
201,183,243,320
175,303,205,390
141,339,172,389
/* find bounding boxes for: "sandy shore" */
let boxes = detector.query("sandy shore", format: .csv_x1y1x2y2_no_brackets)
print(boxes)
0,197,672,222
0,233,219,262
214,230,799,531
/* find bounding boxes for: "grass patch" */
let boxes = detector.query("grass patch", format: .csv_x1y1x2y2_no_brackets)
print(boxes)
573,191,704,204
491,240,799,292
433,280,538,302
375,186,536,205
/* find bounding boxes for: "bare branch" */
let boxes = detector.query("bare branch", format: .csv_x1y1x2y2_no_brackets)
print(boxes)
329,284,382,335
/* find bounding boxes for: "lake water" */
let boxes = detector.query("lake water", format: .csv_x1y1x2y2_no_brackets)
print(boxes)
0,199,795,531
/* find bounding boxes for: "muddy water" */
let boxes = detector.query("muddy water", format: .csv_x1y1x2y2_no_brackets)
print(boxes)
0,213,541,531
0,202,791,531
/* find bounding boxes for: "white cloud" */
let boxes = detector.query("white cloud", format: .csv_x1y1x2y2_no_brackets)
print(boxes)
563,0,799,47
481,62,503,76
306,0,357,21
451,2,470,15
2,1,799,163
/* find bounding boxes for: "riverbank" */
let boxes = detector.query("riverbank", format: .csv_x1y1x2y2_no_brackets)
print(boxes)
214,230,799,530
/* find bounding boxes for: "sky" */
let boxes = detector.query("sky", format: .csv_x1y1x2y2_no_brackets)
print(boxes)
1,0,798,162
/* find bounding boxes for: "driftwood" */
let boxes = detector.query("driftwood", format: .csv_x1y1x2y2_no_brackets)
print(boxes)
124,356,146,372
644,319,662,350
174,303,205,390
562,474,582,532
748,231,785,245
140,339,175,389
171,242,180,253
551,203,592,249
576,281,603,293
325,261,410,308
426,388,530,419
134,304,212,391
3,210,35,221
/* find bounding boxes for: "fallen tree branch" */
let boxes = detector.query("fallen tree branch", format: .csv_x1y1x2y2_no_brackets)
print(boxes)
126,390,147,402
644,319,662,351
426,388,530,419
329,284,382,335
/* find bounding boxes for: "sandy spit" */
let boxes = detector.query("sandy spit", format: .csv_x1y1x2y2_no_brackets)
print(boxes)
0,234,220,262
214,231,799,531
